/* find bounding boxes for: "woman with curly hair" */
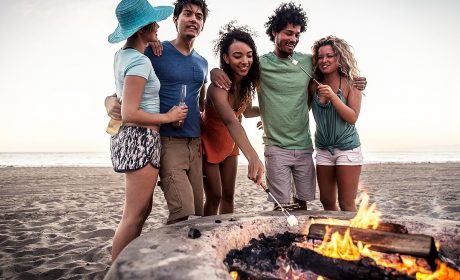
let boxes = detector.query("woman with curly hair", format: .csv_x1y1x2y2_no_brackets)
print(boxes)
308,36,363,211
201,23,264,215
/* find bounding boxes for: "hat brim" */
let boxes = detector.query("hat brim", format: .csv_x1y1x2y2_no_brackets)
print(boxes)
108,6,173,44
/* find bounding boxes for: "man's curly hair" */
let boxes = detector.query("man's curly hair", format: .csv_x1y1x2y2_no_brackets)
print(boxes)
213,21,260,110
264,2,308,42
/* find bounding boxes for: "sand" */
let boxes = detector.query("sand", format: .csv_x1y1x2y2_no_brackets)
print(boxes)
0,163,459,279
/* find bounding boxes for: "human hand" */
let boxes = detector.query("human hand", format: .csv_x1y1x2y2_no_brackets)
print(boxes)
147,40,163,56
247,156,265,185
105,96,122,120
167,105,188,123
353,76,367,91
317,84,336,101
210,68,231,91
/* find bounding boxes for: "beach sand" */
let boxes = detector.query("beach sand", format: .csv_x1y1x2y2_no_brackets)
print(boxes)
1,163,459,279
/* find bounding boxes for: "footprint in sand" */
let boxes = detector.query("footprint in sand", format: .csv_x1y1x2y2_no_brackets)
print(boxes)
76,228,114,239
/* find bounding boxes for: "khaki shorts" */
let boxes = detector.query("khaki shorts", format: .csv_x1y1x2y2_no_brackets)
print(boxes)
264,146,316,204
315,146,363,166
159,137,204,222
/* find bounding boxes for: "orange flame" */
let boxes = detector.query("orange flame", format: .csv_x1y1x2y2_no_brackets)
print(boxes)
315,226,370,261
349,192,381,229
312,192,460,279
416,259,460,280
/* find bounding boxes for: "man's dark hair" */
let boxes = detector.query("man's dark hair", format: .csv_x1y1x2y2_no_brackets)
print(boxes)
173,0,209,23
264,2,308,42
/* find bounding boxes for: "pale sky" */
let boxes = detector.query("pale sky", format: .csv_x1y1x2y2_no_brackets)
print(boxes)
0,0,459,153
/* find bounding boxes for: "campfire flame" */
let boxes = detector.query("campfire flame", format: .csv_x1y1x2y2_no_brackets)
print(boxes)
315,226,370,261
312,192,378,260
349,192,381,229
416,259,460,280
311,192,460,279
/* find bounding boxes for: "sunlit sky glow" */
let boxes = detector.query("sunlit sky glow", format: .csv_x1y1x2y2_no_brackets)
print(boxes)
0,0,459,153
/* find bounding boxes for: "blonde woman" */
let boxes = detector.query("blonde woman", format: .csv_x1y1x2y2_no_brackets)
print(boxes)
308,36,363,212
108,0,187,261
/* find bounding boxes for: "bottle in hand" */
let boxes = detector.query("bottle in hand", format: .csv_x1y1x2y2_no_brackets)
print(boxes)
106,118,122,135
172,84,187,128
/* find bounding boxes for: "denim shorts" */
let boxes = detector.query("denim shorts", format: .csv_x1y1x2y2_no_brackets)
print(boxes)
315,146,363,166
110,126,161,172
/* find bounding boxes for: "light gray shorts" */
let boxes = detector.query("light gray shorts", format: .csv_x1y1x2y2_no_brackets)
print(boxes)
264,146,316,204
315,146,363,166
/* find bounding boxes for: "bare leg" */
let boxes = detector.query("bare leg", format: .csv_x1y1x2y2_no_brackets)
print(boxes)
203,161,222,216
219,156,238,214
139,195,153,236
317,165,339,211
336,165,361,211
112,164,158,262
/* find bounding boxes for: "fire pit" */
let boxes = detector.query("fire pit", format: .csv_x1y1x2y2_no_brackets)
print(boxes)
104,210,459,280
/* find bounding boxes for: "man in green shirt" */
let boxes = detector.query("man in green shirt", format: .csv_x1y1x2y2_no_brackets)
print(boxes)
258,3,314,209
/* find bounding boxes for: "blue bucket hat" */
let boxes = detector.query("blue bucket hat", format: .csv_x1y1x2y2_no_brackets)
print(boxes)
108,0,173,44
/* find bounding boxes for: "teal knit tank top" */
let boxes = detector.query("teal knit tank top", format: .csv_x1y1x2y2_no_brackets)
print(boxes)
312,85,360,155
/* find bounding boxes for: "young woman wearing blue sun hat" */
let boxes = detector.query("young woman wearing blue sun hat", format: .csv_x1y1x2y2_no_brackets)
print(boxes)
108,0,188,261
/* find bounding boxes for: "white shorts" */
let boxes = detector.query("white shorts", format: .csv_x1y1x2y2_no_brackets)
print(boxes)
315,146,363,166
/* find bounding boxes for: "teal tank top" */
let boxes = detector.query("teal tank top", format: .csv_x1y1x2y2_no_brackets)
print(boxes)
312,87,360,155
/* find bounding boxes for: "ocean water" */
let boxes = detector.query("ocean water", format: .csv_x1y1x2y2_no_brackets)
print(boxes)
0,151,459,167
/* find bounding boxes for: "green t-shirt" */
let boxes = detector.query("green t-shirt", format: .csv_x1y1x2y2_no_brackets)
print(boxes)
258,52,313,149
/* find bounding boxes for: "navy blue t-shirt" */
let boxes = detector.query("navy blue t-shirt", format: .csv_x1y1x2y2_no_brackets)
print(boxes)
144,41,208,137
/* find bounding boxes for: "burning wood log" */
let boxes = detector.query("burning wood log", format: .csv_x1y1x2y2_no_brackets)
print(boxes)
288,246,416,280
301,216,408,234
307,224,438,261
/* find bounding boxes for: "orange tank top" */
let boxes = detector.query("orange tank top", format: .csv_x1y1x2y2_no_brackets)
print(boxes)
201,98,247,164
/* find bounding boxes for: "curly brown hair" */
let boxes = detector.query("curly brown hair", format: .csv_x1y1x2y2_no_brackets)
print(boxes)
264,2,308,42
213,21,260,110
311,35,360,82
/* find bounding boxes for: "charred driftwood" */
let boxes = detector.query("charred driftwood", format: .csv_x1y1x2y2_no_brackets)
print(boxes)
301,216,408,234
288,246,416,280
307,224,438,261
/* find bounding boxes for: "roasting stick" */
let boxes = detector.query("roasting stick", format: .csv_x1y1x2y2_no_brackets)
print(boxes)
288,55,321,86
260,182,299,227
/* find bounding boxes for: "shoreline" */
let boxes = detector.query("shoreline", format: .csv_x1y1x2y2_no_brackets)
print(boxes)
2,160,460,169
1,151,460,168
1,163,459,279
